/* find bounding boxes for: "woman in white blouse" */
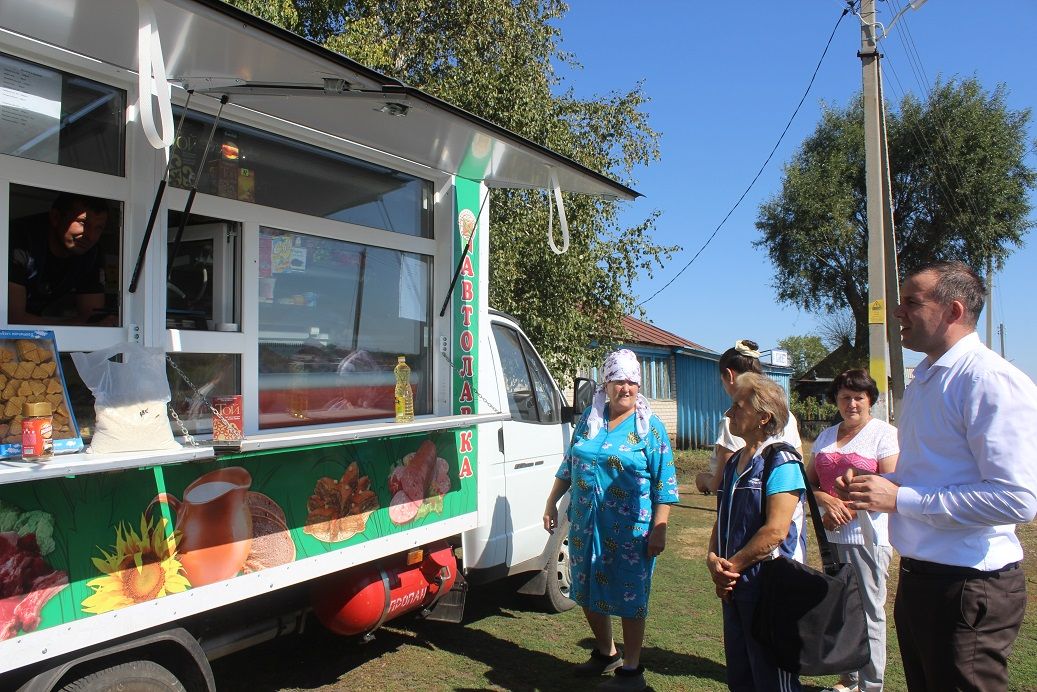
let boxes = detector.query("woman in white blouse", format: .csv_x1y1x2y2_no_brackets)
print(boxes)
806,369,898,692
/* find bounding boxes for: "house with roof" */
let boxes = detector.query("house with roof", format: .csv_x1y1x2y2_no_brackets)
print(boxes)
583,315,794,449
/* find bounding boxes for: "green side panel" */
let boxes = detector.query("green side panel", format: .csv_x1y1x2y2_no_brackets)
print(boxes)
0,429,471,639
451,177,482,491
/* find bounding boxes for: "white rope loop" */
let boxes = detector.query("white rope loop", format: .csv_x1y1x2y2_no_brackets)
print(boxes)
137,0,174,150
546,169,570,254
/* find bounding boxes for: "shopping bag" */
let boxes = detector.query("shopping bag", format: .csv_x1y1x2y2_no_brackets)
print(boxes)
753,555,870,675
750,443,870,676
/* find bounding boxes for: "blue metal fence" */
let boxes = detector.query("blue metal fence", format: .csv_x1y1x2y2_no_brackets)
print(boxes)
674,347,793,449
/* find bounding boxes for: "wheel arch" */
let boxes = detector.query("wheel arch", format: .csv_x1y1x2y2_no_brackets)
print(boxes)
16,628,214,692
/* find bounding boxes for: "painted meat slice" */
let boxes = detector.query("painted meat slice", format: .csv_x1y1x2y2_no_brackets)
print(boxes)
388,490,423,525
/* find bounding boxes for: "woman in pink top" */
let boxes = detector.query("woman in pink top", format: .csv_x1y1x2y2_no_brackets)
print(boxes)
806,369,898,692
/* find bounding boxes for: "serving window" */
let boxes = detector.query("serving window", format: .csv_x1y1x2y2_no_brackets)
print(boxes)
257,227,431,429
166,211,240,331
169,108,433,238
166,352,243,436
7,183,121,327
0,52,125,176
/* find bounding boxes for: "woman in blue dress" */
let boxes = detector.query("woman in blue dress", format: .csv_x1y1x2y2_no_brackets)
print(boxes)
544,349,679,691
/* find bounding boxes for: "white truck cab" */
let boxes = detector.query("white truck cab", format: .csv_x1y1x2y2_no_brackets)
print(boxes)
463,310,575,609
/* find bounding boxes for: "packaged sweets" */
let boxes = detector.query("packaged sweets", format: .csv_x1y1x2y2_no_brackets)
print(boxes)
0,330,83,460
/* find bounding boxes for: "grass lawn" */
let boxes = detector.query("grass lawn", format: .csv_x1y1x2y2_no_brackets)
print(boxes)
212,447,1037,691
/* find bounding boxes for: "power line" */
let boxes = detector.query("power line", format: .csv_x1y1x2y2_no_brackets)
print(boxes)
887,0,984,224
884,0,1027,270
637,7,849,308
881,55,972,226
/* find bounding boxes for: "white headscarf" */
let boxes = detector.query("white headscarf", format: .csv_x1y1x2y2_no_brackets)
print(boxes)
585,348,655,439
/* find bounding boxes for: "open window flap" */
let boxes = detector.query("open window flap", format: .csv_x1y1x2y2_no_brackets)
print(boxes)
0,0,638,201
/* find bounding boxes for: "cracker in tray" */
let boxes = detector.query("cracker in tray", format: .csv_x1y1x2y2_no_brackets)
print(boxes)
0,362,16,378
46,378,62,394
33,362,57,379
15,339,43,363
3,380,17,399
0,347,13,363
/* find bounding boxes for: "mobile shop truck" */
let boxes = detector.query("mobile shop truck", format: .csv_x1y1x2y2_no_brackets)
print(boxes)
0,0,635,689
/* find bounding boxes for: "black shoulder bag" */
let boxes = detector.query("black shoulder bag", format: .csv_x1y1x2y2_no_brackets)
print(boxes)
751,443,871,676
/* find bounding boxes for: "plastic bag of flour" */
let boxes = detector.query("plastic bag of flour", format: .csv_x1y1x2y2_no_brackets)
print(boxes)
71,343,181,454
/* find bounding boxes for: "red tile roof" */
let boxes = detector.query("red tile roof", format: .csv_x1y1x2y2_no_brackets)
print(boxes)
621,315,712,351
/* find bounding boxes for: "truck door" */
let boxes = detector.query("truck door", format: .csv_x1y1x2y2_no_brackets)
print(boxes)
490,322,568,568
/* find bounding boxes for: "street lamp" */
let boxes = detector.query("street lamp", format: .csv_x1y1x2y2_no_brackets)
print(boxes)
877,0,929,41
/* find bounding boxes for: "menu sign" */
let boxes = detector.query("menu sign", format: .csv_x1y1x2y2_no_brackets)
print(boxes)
0,54,60,163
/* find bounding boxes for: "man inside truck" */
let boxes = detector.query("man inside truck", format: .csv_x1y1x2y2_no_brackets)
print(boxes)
8,192,115,326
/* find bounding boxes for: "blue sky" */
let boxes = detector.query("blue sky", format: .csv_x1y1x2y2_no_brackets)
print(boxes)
555,1,1037,381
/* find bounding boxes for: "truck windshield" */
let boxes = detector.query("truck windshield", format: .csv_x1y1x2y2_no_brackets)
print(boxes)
492,324,560,424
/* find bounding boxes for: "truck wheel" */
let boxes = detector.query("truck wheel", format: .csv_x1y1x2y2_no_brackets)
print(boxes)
538,523,575,613
59,660,187,692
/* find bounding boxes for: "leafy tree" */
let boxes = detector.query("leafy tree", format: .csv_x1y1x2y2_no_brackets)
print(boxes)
756,78,1035,351
224,0,676,379
777,334,829,377
816,309,856,351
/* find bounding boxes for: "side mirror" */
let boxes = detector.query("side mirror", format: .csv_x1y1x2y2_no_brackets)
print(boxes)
568,377,597,425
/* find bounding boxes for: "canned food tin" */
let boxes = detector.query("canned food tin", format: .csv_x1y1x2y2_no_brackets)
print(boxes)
212,395,243,441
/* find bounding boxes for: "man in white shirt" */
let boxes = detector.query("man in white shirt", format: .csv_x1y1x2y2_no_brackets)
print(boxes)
841,261,1037,691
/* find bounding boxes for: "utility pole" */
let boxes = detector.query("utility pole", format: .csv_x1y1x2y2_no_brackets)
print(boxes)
985,259,994,348
860,0,892,422
880,83,905,422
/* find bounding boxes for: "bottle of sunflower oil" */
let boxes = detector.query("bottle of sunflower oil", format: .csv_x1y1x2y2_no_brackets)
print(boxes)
394,356,414,423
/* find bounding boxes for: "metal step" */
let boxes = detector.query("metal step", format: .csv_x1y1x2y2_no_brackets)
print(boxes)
421,577,467,624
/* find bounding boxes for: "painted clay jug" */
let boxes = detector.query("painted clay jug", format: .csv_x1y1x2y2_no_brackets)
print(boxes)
151,466,253,587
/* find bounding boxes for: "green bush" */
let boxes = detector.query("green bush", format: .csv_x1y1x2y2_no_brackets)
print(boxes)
790,392,839,440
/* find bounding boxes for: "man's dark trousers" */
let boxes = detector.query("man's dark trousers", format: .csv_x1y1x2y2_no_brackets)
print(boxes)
894,558,1026,691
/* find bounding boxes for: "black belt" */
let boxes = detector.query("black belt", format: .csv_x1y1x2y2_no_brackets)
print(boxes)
900,557,1020,578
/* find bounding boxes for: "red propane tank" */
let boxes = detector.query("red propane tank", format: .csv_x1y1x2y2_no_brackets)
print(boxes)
311,542,457,636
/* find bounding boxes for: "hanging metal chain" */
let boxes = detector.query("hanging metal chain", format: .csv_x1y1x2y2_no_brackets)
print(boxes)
165,354,243,444
436,348,503,416
168,405,198,447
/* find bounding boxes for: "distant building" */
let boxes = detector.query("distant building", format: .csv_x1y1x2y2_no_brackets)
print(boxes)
792,339,861,402
580,316,793,449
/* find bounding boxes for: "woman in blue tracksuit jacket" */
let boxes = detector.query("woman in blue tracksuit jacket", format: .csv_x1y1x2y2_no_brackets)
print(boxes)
707,372,807,692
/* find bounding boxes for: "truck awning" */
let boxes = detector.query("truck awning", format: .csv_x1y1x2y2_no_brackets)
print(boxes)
0,0,638,200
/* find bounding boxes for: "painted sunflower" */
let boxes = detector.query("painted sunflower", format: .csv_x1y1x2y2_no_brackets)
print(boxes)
82,514,190,614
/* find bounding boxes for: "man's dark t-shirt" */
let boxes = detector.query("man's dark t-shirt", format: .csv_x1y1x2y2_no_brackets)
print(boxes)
8,214,106,318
